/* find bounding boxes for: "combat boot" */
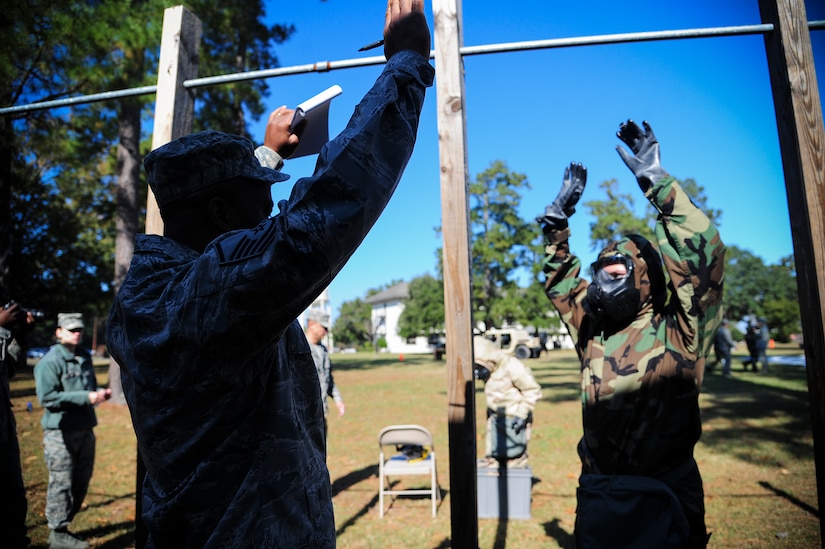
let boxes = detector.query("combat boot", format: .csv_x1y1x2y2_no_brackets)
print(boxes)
49,528,89,549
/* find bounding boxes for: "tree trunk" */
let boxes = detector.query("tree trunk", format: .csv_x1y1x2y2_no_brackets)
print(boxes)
107,95,142,406
0,117,12,297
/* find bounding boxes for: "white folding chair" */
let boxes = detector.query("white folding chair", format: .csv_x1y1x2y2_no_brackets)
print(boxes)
378,424,440,517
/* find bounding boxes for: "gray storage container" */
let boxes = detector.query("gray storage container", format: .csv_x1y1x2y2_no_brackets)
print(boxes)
477,466,532,519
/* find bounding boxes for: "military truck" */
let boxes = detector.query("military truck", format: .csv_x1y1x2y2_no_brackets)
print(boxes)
430,327,545,360
483,327,545,359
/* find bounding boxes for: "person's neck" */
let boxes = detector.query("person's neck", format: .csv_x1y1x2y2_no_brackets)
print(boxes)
62,343,77,354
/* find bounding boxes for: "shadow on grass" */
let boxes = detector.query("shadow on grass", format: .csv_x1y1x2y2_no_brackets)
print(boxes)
331,463,378,497
699,367,814,464
543,517,576,548
758,481,820,518
335,491,379,539
82,521,135,549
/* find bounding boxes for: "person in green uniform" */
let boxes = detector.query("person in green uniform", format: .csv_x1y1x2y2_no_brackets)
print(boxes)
537,120,725,548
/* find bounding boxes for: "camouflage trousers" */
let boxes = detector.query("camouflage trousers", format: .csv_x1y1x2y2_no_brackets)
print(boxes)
43,428,96,531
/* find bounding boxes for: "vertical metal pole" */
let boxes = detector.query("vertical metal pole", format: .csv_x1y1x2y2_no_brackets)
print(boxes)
759,0,825,542
433,0,478,546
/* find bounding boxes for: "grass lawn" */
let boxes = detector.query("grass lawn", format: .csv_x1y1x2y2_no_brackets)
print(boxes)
11,344,820,548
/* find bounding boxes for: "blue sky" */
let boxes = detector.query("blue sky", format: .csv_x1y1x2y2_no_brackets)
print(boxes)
249,0,825,320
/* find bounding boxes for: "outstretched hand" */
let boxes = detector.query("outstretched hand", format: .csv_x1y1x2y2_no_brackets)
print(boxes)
384,0,431,60
263,106,300,159
615,119,667,192
537,161,587,231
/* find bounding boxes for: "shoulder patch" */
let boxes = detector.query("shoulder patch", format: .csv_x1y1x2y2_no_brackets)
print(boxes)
214,223,278,265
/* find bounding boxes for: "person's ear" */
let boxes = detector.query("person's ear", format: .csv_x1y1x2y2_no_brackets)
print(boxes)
208,196,235,231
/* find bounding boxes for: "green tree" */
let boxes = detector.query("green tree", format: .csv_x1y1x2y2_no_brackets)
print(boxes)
332,298,373,349
584,177,721,251
189,0,294,137
584,179,652,251
397,274,445,339
0,2,136,346
1,1,297,349
468,160,534,330
511,238,562,334
724,250,799,342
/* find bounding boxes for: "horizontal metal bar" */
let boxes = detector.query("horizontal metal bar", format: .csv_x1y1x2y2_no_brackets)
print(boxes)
2,21,822,116
0,85,158,115
459,23,776,56
184,56,388,88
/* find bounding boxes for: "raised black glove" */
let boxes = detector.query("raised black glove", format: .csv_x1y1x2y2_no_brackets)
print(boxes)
615,119,668,193
536,161,587,231
510,416,527,435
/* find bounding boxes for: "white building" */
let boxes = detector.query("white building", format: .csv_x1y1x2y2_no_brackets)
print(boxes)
360,281,575,354
364,282,433,354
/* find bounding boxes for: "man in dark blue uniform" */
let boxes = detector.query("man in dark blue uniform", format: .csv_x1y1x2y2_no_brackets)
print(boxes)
107,1,433,546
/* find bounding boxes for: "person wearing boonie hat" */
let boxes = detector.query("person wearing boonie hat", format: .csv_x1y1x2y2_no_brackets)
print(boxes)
304,309,345,444
34,313,112,549
106,1,433,546
537,120,725,547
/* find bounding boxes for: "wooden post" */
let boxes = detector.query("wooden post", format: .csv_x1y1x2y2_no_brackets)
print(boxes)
145,5,201,236
136,7,201,548
433,0,478,547
759,0,825,540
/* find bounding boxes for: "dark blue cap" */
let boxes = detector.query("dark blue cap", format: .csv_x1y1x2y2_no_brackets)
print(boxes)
145,130,289,207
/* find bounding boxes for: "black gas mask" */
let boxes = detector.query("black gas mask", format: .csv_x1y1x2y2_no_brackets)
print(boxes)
584,254,640,321
474,363,491,383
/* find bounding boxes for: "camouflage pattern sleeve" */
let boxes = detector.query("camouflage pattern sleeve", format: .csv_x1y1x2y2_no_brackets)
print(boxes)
647,175,725,358
541,226,590,349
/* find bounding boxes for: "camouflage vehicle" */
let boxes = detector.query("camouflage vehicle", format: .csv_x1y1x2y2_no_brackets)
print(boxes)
483,327,544,359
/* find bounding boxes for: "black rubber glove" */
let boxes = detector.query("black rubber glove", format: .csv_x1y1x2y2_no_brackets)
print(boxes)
474,364,491,383
615,120,668,193
510,416,527,435
536,161,587,231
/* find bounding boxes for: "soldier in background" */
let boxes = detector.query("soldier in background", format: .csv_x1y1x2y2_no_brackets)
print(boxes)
304,309,345,445
756,318,771,374
474,336,542,469
713,319,736,378
743,319,760,371
35,313,112,549
537,120,725,548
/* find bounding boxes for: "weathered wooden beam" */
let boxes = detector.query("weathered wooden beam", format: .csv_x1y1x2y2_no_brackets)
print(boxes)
759,0,825,541
433,0,479,546
145,5,201,236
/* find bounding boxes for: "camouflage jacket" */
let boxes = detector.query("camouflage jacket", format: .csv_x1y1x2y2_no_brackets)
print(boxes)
1,326,26,441
107,51,434,548
484,354,542,419
34,344,98,431
309,341,342,418
542,175,725,476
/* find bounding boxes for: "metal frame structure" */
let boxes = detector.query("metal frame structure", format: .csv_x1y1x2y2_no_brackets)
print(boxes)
3,3,823,547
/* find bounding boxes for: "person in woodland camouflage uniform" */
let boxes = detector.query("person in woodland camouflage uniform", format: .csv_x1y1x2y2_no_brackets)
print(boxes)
537,120,725,548
305,309,345,443
474,336,542,469
35,313,112,549
0,302,35,549
106,2,432,546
